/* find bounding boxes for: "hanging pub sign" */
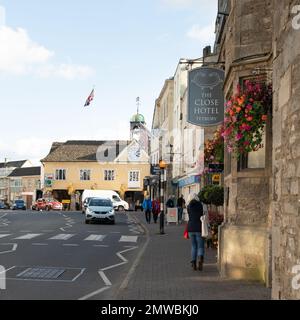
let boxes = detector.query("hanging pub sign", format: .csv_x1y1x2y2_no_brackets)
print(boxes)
188,67,225,127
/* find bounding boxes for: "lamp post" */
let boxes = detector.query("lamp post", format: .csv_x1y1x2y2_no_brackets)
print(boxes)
159,159,167,235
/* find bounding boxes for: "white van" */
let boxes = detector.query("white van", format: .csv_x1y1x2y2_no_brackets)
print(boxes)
81,190,129,211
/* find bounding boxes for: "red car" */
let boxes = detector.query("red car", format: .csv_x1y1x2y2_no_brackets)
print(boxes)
32,198,63,211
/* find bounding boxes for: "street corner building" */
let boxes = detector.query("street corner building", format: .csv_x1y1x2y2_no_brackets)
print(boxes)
210,0,300,299
41,138,150,211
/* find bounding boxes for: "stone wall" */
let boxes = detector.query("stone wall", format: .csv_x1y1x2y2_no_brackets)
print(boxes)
272,0,300,300
218,0,274,284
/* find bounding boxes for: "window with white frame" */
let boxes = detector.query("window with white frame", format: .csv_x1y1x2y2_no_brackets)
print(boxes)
80,169,91,181
128,170,140,188
104,169,115,181
55,169,66,181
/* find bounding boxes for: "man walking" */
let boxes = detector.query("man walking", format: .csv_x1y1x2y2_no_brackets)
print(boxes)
142,195,152,224
177,194,186,224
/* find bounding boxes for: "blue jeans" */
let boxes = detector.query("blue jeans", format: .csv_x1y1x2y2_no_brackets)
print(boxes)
189,232,205,261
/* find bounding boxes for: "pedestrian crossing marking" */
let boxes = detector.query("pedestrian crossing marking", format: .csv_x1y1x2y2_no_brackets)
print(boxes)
119,236,138,243
3,233,139,243
0,234,11,239
84,235,106,241
14,234,42,240
49,234,75,240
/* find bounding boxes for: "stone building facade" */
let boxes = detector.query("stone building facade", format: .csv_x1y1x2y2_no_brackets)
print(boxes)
213,0,300,299
216,0,274,286
271,0,300,300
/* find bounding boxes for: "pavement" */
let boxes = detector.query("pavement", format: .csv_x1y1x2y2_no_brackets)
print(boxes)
115,212,272,300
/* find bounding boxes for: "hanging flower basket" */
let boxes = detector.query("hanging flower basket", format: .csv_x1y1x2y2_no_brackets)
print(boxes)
204,125,224,164
222,80,272,158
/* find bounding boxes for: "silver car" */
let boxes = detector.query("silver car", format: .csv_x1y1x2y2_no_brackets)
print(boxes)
85,197,115,224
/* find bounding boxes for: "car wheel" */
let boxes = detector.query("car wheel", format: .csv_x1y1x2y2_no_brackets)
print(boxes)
85,220,89,224
118,206,124,211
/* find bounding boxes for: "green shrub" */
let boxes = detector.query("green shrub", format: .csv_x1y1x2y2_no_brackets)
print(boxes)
199,185,224,207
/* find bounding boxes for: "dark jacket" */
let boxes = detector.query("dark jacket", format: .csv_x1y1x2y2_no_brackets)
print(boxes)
187,199,203,233
177,197,186,208
166,198,174,208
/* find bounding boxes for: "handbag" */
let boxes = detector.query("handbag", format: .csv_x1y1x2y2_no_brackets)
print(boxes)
200,214,209,238
183,224,189,239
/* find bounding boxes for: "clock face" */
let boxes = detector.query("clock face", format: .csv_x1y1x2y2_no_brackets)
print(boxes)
132,127,141,141
128,145,141,162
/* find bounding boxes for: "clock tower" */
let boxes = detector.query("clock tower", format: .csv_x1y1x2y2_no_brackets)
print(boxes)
130,98,150,154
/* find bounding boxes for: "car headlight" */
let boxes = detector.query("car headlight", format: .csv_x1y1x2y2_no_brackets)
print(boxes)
86,208,93,214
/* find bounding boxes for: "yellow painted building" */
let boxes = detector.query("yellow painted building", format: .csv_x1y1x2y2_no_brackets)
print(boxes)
41,139,150,210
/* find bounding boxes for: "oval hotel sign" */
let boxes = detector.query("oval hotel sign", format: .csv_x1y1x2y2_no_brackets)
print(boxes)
188,67,225,127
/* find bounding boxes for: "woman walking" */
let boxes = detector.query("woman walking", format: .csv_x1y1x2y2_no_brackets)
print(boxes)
187,193,205,271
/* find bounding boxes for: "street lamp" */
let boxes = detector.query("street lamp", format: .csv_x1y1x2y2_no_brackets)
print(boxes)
159,159,167,235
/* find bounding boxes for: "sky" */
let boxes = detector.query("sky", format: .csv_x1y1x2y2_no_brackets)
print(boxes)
0,0,218,165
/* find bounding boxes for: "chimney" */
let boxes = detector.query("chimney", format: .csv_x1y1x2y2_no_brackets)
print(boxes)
203,46,211,58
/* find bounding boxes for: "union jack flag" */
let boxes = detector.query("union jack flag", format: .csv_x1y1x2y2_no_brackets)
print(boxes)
84,89,94,107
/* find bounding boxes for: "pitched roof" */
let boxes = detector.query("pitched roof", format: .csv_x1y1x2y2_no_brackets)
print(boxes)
8,166,41,177
0,160,27,169
41,140,131,162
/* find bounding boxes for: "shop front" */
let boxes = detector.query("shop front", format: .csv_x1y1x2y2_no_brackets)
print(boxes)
178,175,201,202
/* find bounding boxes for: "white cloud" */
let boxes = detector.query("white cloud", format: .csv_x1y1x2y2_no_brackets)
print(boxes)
37,63,94,80
0,26,53,74
186,23,215,44
0,137,53,161
0,25,94,79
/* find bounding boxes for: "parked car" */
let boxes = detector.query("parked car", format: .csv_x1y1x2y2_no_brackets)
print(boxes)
0,201,8,210
12,199,26,210
85,197,115,224
32,198,63,211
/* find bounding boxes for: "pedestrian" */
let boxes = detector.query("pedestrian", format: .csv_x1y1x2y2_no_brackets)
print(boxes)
187,193,205,271
152,197,160,224
166,195,175,208
177,194,186,224
142,195,152,224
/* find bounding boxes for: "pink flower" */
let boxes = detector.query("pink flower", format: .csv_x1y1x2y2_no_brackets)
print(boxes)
235,133,243,141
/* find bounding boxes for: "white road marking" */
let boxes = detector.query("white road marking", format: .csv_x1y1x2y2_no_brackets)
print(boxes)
0,234,11,239
99,270,112,286
32,243,48,246
49,234,75,240
63,244,79,247
84,235,106,241
78,246,138,300
0,243,18,254
14,234,42,240
119,236,138,243
93,245,109,248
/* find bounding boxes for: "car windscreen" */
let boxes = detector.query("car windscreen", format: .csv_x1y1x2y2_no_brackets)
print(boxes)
89,199,112,207
15,200,24,203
